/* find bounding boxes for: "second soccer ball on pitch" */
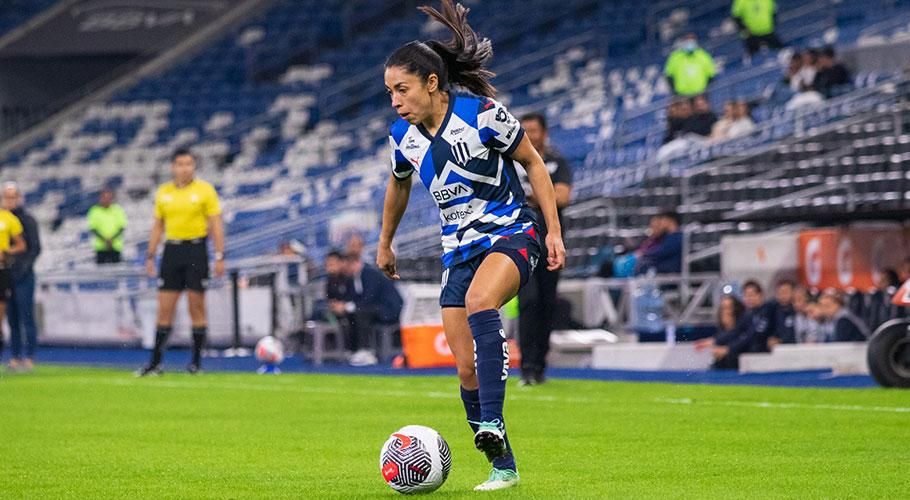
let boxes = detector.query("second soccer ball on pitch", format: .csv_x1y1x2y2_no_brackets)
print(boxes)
255,336,284,367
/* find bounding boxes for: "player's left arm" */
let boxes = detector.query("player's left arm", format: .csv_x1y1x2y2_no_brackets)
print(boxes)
8,233,26,255
206,187,226,278
511,136,565,271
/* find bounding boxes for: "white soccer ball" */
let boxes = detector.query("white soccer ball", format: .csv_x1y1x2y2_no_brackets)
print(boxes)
255,336,284,365
380,425,451,494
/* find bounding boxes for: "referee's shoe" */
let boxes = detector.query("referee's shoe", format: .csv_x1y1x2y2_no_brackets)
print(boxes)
135,364,162,377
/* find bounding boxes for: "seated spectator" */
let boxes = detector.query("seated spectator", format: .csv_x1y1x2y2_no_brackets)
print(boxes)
818,290,870,342
705,280,776,369
710,101,736,141
684,95,717,137
812,46,851,98
783,50,817,93
793,286,823,343
695,295,746,369
727,100,756,138
732,0,783,57
664,34,716,97
634,210,683,275
866,268,902,331
344,253,404,366
664,97,693,143
767,279,796,347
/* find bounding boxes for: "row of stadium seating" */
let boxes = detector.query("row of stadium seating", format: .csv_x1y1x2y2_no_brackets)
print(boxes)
2,0,910,275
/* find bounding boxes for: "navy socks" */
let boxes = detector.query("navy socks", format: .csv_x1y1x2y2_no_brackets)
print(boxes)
466,309,516,471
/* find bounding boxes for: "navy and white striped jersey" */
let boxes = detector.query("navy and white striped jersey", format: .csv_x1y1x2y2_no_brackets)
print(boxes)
388,93,537,267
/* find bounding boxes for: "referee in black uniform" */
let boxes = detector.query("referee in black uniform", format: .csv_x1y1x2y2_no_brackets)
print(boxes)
138,148,225,375
516,113,573,386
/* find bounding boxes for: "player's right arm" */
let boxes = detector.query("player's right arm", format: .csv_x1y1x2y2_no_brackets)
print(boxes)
377,174,412,280
146,218,163,278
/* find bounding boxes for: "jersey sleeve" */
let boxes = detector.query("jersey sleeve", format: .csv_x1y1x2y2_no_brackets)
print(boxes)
153,188,164,220
86,207,98,230
388,135,413,180
731,0,743,17
477,98,524,155
204,183,222,217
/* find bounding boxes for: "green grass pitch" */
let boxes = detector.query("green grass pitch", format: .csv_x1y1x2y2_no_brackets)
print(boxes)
1,366,908,499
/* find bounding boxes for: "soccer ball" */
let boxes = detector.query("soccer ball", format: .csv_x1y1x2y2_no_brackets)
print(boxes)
380,425,451,494
255,336,284,365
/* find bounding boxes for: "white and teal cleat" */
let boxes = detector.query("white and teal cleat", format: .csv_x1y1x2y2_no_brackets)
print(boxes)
474,468,520,491
473,421,506,462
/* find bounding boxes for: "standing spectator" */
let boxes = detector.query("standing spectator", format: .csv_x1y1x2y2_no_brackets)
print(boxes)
812,47,851,98
345,233,365,264
3,183,39,371
87,188,127,264
635,210,683,275
818,290,870,342
0,196,26,366
664,34,716,97
783,50,817,93
732,0,782,57
516,112,573,386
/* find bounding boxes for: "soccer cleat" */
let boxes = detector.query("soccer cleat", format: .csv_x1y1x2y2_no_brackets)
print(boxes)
473,468,520,491
186,363,203,375
517,376,535,387
135,365,162,377
474,421,507,462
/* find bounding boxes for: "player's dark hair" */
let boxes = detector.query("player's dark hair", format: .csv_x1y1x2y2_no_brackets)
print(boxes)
743,280,763,295
326,250,344,260
520,112,547,130
171,147,194,162
385,0,495,97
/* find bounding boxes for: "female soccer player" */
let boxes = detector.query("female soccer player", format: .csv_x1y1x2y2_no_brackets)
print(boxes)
138,148,225,376
377,0,565,491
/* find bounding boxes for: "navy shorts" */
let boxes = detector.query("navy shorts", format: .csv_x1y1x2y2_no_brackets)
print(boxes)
439,227,542,308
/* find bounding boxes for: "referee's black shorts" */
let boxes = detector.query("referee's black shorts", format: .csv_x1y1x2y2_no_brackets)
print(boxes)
159,239,209,292
0,268,11,302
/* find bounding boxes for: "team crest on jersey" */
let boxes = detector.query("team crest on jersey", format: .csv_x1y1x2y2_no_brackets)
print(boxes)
451,140,471,166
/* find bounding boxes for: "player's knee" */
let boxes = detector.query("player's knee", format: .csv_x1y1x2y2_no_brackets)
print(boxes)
465,289,498,315
456,364,477,387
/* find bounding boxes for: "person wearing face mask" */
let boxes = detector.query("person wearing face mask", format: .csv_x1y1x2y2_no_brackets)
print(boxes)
664,34,716,97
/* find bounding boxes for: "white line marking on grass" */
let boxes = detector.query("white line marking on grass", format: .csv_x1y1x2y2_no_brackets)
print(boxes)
60,377,910,414
655,397,910,414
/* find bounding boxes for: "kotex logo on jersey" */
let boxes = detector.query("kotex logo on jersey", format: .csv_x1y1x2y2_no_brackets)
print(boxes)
440,200,481,224
431,182,473,203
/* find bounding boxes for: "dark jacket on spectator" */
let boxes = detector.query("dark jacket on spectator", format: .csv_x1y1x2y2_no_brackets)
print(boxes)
683,111,717,136
813,64,850,97
828,309,869,342
10,207,40,281
636,231,683,274
354,264,403,324
772,302,796,344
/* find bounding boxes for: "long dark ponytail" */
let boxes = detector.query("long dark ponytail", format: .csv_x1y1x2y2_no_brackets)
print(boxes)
385,0,496,98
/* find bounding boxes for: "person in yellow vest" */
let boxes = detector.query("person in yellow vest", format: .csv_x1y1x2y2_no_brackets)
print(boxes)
87,188,127,264
0,204,26,365
664,34,716,97
732,0,782,57
137,148,225,376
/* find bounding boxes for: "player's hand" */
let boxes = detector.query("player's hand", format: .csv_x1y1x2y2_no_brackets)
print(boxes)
545,233,565,271
145,258,156,278
377,244,399,280
214,259,225,278
712,346,729,360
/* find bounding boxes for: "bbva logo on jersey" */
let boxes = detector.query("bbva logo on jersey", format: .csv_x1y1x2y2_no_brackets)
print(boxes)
432,182,472,203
